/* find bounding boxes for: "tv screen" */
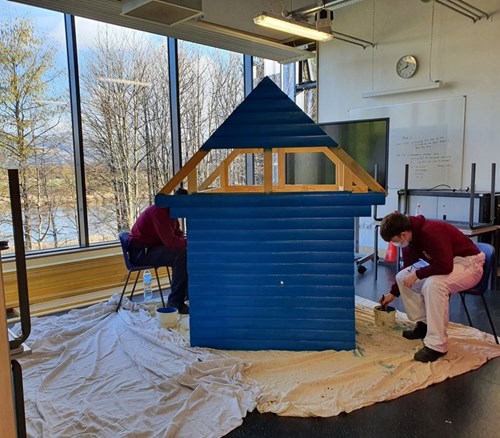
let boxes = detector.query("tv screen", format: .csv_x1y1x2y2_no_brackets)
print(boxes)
286,118,389,190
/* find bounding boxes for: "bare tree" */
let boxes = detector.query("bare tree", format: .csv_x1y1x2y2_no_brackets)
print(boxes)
80,27,171,234
0,16,70,250
178,44,245,186
81,32,245,238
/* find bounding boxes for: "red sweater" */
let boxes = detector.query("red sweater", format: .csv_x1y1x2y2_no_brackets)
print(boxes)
390,215,479,296
128,205,186,249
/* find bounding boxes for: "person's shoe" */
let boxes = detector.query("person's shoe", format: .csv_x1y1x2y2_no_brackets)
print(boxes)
177,303,189,315
402,321,427,340
414,346,446,363
168,301,189,315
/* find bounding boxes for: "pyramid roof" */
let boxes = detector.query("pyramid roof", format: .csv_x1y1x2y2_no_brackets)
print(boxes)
158,77,385,196
201,76,337,150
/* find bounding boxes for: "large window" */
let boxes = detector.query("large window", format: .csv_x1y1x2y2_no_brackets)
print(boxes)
76,18,172,243
0,1,74,254
252,58,282,186
296,58,317,121
178,41,245,188
0,1,300,257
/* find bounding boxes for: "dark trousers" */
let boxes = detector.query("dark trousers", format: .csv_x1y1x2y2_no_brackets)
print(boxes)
128,243,188,307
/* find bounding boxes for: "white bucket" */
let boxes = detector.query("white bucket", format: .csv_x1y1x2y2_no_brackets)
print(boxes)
373,305,396,328
156,306,180,329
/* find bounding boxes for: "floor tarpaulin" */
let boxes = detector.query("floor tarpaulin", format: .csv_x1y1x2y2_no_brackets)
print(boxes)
13,296,500,437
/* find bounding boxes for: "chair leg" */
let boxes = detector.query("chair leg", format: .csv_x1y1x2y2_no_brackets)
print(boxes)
165,267,181,301
480,294,499,344
154,268,166,307
129,271,141,302
116,270,132,311
166,267,173,285
459,293,474,326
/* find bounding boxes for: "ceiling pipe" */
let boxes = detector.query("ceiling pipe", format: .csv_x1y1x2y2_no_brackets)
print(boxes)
422,0,489,22
288,0,365,18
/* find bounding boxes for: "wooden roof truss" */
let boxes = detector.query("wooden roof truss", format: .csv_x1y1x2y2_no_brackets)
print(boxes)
159,147,386,195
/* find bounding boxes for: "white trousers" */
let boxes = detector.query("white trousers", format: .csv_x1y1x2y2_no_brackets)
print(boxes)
396,252,485,352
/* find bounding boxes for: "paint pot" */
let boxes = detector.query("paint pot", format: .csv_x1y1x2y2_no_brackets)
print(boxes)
156,306,179,329
373,305,396,328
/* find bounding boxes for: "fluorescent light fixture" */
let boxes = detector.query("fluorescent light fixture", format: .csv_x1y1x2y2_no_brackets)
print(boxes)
254,12,334,42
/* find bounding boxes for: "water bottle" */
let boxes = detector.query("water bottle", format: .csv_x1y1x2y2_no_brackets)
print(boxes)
143,269,153,301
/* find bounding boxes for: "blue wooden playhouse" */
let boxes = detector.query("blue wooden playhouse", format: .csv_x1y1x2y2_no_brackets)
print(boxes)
156,77,385,351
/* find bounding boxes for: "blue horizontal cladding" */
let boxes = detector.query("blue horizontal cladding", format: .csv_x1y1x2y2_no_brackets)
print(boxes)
175,206,371,220
156,192,386,210
206,123,337,139
190,291,355,351
158,185,379,351
199,77,338,152
189,273,353,287
189,239,354,253
230,97,310,114
192,317,354,332
190,327,355,351
223,111,318,125
190,327,354,342
191,338,355,352
176,76,367,351
191,262,353,276
187,217,353,231
188,228,354,242
190,284,354,299
189,286,354,313
191,295,354,313
193,323,354,337
203,136,337,149
188,251,352,264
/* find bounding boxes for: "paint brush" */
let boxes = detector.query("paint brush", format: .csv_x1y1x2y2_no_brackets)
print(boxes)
379,295,386,311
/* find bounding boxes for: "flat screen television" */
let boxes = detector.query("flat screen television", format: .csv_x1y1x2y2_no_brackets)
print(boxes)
286,118,390,190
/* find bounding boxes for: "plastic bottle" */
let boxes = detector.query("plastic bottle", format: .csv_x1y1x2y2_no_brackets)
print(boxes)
143,269,153,301
415,203,422,215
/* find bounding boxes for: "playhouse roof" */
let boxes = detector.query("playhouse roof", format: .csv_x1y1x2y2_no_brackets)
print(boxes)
201,76,337,150
158,76,385,195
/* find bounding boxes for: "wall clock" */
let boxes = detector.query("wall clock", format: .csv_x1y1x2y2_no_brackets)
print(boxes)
396,55,418,79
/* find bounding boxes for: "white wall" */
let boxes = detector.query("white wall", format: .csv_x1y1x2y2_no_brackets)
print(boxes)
318,0,499,191
317,0,500,251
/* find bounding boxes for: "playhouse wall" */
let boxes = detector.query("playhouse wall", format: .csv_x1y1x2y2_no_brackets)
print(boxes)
159,192,384,351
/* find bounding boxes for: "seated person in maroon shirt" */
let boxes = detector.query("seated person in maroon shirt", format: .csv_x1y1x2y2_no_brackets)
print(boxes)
379,212,484,363
128,188,189,314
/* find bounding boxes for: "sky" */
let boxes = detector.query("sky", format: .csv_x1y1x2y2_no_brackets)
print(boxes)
0,0,277,104
1,0,152,65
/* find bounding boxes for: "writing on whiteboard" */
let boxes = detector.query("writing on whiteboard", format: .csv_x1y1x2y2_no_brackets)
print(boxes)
391,124,457,188
349,96,465,189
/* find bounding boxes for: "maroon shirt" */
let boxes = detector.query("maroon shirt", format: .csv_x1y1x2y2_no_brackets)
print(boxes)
129,205,186,249
390,215,480,297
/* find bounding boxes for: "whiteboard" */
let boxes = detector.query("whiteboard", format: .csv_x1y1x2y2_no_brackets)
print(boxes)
349,96,466,189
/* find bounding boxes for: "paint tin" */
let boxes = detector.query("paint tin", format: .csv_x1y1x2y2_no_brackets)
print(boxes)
373,305,396,327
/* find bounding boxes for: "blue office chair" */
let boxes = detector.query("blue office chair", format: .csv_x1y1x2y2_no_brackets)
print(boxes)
458,242,498,344
116,231,172,311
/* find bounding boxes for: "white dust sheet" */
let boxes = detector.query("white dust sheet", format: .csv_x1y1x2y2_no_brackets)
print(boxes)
14,295,500,437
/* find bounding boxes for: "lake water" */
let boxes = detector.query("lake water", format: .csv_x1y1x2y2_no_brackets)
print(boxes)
0,206,118,253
